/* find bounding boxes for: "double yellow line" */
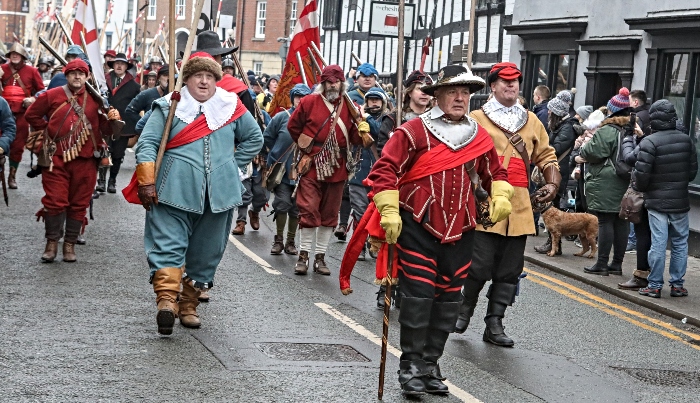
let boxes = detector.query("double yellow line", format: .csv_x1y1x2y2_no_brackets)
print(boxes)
523,268,700,351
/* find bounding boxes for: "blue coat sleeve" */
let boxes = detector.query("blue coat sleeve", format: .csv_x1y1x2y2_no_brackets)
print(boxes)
134,106,165,164
233,111,264,169
135,109,152,135
125,90,152,129
0,97,16,153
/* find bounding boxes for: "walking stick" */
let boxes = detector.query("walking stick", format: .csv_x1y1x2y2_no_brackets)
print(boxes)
1,162,8,206
378,243,395,400
153,0,206,178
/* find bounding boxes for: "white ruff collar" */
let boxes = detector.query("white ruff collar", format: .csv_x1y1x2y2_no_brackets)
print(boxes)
164,86,238,131
482,98,528,134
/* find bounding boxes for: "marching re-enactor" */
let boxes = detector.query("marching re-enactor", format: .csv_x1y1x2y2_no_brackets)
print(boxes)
25,59,120,263
287,65,369,276
367,65,513,395
128,53,262,335
455,62,560,347
1,43,45,189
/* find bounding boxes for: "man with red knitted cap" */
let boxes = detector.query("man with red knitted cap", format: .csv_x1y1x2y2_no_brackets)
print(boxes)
0,43,45,189
287,64,370,276
25,59,120,263
454,62,560,347
129,52,262,335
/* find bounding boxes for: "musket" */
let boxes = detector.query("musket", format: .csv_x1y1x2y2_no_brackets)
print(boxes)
38,35,125,135
230,51,267,129
55,15,72,45
154,0,207,178
1,160,8,206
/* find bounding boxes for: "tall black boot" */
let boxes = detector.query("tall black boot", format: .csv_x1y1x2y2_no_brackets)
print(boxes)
397,297,432,396
454,278,486,333
423,301,460,394
108,165,120,193
534,233,552,254
95,166,108,193
483,283,518,347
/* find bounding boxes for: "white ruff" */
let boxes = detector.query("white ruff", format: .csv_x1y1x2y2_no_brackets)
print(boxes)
482,98,528,134
164,86,238,131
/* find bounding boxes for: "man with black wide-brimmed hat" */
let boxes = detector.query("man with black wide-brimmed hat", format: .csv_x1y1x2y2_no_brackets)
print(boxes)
363,64,512,395
104,53,140,193
454,62,559,347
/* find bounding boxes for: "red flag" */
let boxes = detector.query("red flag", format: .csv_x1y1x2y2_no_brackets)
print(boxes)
72,0,107,91
268,0,320,116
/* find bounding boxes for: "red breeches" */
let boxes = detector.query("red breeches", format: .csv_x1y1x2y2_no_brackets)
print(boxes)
41,156,97,221
296,175,345,228
9,112,29,163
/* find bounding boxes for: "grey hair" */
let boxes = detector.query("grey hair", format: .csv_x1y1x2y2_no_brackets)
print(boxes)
314,81,349,95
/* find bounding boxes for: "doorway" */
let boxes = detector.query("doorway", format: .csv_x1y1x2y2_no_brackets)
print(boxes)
593,73,622,109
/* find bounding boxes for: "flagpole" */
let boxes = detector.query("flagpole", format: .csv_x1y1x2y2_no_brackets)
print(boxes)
98,1,112,48
168,0,175,93
141,10,148,86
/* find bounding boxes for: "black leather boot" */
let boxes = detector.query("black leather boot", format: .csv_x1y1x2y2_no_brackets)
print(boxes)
393,284,401,309
483,283,517,347
107,177,117,193
454,278,486,333
584,260,609,276
423,301,460,394
534,234,552,254
397,297,432,395
95,166,107,193
607,259,623,275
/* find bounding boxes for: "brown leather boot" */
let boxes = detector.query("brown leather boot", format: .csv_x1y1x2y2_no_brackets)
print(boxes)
198,289,211,303
231,220,246,235
284,239,298,255
152,267,182,335
8,167,17,189
62,218,82,262
249,210,260,230
313,253,331,275
62,242,77,262
270,235,284,255
41,240,59,263
179,279,202,328
294,251,309,275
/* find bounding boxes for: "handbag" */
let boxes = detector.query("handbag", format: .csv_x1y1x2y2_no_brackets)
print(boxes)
263,143,296,191
619,186,644,224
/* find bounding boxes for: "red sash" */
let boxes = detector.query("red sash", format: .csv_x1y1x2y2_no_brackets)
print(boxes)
338,128,495,293
498,156,528,188
122,100,247,204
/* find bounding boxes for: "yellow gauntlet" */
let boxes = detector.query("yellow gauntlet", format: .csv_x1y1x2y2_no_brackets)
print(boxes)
373,190,401,244
489,180,514,223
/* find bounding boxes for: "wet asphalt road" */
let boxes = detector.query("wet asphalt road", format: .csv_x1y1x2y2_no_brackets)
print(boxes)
2,154,700,402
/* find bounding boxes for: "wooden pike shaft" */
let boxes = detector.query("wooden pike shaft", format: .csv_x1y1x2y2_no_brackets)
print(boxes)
154,0,206,178
296,51,308,87
306,48,321,84
378,244,395,400
230,52,266,127
395,0,406,126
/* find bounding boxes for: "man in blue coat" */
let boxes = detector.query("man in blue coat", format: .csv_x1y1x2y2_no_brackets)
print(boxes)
133,53,263,335
264,83,312,255
0,95,17,176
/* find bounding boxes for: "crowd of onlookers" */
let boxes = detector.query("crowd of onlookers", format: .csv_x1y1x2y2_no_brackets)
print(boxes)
529,84,697,299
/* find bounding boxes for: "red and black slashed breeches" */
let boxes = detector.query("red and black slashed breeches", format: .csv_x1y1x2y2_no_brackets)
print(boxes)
396,210,475,303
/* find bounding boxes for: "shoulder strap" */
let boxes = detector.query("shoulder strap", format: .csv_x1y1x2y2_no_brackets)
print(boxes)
10,67,31,97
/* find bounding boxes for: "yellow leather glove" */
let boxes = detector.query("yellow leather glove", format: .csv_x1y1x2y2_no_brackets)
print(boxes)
357,121,370,134
373,190,401,244
489,180,514,223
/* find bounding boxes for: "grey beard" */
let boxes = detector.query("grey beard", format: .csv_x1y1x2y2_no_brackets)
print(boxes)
325,90,340,102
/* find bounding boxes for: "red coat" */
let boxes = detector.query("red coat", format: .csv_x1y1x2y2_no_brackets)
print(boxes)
287,93,362,182
1,63,45,96
25,85,111,158
368,117,508,243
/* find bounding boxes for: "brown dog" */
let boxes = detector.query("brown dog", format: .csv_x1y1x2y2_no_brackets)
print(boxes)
538,205,598,258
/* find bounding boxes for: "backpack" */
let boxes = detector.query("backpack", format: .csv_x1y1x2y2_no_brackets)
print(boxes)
608,124,633,182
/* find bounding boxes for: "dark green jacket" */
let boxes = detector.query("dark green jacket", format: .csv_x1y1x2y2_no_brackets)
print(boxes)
579,116,630,213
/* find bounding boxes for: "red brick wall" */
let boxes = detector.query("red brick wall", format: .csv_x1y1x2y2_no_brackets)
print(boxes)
1,0,28,44
237,0,289,53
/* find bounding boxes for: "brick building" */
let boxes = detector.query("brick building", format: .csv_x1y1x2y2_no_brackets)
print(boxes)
1,0,31,45
236,0,297,76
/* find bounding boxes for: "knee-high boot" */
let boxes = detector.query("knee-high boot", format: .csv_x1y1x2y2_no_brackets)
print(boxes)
95,166,108,193
423,301,460,394
483,283,518,347
453,278,486,333
397,297,432,396
41,212,65,263
62,218,83,262
179,278,202,328
152,267,183,335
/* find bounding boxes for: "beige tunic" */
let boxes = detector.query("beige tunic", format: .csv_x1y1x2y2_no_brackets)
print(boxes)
470,109,558,237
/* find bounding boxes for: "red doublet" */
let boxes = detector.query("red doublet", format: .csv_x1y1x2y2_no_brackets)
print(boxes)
368,117,508,243
287,93,362,183
25,86,111,158
2,63,45,163
1,63,45,98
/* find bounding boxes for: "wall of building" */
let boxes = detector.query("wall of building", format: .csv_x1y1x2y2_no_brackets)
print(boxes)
236,0,291,75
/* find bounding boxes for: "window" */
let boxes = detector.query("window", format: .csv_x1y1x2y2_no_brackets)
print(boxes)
255,1,267,38
105,32,112,50
148,0,156,20
126,0,134,22
253,61,263,76
290,0,298,33
176,0,186,19
322,0,341,29
525,53,576,105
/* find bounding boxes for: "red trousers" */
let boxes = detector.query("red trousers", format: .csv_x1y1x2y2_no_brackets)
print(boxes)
296,175,345,228
9,112,28,164
42,156,97,221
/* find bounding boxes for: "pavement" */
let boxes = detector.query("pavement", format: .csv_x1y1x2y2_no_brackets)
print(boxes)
524,232,700,328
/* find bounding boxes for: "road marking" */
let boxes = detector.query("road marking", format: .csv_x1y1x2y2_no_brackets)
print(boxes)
524,273,700,352
315,302,482,403
524,268,700,341
228,234,282,275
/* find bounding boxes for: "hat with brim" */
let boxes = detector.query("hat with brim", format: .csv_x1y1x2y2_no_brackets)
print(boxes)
194,31,238,57
421,65,485,96
107,53,135,70
6,43,29,60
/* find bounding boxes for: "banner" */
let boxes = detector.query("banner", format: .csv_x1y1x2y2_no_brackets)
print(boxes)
71,0,107,91
267,0,320,116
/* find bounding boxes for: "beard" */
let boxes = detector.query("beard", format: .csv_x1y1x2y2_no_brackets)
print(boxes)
325,89,340,102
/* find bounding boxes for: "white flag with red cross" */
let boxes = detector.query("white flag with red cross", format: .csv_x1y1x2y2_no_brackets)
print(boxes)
71,0,107,91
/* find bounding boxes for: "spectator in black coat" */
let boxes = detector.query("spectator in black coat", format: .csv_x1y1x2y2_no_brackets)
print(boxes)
532,85,550,130
634,100,698,298
630,90,651,137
